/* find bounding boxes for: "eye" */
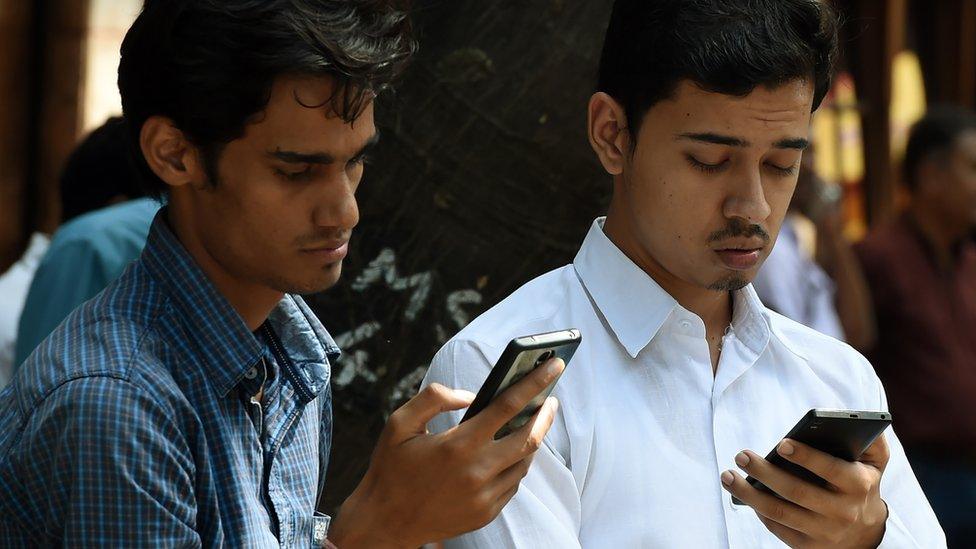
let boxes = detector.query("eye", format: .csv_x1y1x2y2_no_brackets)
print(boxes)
275,166,314,182
686,154,728,174
348,154,370,167
766,163,798,176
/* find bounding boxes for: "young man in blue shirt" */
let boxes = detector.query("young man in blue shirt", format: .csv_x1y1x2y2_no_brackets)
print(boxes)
0,1,561,546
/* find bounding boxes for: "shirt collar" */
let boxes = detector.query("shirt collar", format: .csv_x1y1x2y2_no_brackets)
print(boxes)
730,282,772,356
267,295,340,397
141,209,339,397
573,217,770,358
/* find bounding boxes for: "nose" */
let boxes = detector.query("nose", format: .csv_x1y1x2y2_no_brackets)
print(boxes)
722,166,771,224
313,171,360,232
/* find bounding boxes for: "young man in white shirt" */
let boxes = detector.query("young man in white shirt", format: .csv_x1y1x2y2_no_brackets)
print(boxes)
423,0,945,547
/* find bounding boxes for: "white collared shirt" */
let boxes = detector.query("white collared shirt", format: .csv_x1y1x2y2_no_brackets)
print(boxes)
424,218,944,549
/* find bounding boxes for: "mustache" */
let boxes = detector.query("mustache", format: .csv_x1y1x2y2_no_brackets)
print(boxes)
707,219,771,244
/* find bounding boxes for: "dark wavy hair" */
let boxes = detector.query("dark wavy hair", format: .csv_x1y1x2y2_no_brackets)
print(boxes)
118,0,416,196
598,0,839,142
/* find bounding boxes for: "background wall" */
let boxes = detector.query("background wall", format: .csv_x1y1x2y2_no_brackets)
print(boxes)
310,0,613,511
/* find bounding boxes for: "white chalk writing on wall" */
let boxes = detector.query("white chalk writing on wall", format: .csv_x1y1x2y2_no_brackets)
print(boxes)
333,248,484,406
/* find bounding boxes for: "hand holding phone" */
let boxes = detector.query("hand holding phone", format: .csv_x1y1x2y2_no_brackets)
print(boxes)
330,345,568,547
722,409,891,547
461,329,581,439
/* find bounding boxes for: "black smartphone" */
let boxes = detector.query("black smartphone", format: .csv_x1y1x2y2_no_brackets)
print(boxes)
460,329,581,439
732,409,892,505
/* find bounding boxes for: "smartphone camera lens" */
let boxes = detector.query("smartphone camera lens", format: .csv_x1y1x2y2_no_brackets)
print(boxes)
535,350,555,366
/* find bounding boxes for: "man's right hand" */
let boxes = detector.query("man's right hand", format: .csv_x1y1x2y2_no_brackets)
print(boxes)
327,357,565,548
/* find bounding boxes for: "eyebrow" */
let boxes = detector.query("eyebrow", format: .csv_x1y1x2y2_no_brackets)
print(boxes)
268,132,381,164
676,132,809,150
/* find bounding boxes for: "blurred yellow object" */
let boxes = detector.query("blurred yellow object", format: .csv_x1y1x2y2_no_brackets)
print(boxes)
809,52,927,240
890,50,927,162
812,72,864,185
811,72,867,240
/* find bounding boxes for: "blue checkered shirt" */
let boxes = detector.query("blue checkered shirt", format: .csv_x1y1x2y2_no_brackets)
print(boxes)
0,211,338,547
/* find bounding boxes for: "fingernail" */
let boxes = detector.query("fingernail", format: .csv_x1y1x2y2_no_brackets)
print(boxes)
735,452,750,467
721,470,735,486
778,440,795,456
546,358,564,377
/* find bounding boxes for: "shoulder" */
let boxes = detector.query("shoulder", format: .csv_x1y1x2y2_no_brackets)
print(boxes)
44,199,157,259
765,308,880,397
0,373,195,480
13,264,184,415
26,375,187,435
455,266,578,350
0,374,197,539
428,265,579,379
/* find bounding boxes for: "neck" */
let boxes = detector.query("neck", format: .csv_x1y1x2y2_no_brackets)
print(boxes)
165,207,283,332
910,203,964,270
603,209,733,334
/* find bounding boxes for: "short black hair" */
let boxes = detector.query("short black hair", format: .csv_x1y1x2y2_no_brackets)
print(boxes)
59,116,145,223
597,0,839,141
903,105,976,191
118,0,416,197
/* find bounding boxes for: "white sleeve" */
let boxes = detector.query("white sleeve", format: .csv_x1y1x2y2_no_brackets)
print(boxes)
872,380,947,548
423,339,583,549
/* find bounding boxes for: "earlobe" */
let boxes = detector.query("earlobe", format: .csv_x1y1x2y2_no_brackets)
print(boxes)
587,92,629,176
139,116,201,189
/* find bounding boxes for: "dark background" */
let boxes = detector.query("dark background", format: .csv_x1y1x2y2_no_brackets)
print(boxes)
310,0,612,512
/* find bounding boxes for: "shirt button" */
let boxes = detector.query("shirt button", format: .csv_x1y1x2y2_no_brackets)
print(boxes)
679,320,692,330
244,367,259,380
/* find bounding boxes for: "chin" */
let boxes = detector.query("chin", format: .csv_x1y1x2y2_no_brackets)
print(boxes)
707,274,751,292
277,264,343,296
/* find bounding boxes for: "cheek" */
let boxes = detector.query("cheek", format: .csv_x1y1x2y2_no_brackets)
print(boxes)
764,179,796,215
209,171,289,256
633,174,715,244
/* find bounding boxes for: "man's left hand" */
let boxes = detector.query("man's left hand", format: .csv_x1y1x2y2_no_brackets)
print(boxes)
721,434,890,548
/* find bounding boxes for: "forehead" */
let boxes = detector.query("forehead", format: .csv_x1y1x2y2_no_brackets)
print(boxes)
242,74,376,151
642,79,815,142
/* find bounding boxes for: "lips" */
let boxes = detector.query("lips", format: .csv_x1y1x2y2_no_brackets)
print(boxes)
301,241,349,263
714,248,762,270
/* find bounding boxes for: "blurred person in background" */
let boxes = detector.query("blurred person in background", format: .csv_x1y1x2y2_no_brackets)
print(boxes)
855,105,976,547
753,161,875,348
0,234,48,386
12,116,158,371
